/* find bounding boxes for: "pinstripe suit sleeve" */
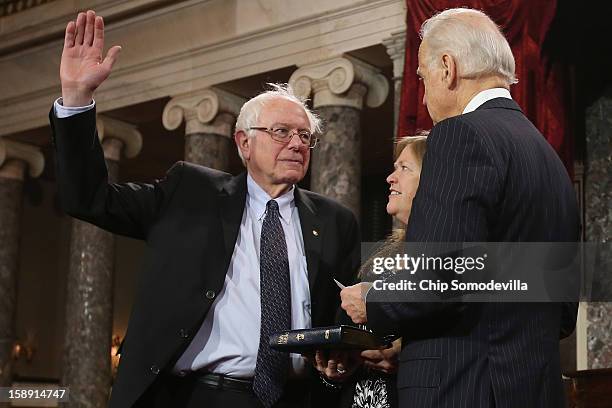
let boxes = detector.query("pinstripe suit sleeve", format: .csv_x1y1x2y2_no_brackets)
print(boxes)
367,117,501,335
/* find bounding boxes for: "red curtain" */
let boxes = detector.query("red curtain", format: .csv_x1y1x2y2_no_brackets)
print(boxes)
398,0,573,176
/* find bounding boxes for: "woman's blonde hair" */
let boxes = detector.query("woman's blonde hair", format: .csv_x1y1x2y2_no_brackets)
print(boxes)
394,132,429,166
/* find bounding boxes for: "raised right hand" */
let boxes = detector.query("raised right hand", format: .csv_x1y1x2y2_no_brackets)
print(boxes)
60,10,121,107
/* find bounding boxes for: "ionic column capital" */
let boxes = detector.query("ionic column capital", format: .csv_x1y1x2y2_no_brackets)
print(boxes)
0,139,44,180
162,87,245,137
289,55,389,110
382,30,407,79
96,115,143,161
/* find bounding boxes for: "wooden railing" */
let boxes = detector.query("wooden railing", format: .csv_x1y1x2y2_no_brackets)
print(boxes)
0,0,53,17
565,368,612,407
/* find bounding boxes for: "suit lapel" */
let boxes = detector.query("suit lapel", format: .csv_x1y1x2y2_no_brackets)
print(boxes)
295,188,322,293
219,173,247,266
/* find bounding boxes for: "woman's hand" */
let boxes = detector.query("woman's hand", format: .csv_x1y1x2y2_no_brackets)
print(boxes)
303,350,362,382
360,339,401,374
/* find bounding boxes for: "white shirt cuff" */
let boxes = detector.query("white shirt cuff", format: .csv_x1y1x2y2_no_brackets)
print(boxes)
54,97,95,118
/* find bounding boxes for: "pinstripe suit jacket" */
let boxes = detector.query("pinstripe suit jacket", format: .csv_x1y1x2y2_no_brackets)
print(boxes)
367,98,579,408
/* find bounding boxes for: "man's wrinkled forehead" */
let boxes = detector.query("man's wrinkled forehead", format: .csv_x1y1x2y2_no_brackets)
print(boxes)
259,97,310,126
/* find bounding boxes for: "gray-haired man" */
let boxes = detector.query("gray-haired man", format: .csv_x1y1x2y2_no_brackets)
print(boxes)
341,8,579,408
51,10,359,408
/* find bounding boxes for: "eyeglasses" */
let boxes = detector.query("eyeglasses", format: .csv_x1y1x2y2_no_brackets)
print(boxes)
249,126,319,148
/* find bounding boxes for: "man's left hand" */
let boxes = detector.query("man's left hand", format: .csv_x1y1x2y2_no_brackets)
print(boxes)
340,283,368,324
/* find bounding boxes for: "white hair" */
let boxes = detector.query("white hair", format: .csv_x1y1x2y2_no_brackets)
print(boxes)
234,83,321,164
420,8,518,86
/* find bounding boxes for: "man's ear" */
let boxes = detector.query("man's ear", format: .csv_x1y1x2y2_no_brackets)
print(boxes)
235,130,250,161
441,53,458,89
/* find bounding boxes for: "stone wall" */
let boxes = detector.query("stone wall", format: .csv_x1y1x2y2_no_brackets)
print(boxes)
584,91,612,369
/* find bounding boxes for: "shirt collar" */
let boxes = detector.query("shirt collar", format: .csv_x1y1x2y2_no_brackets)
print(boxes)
246,173,295,224
462,88,512,114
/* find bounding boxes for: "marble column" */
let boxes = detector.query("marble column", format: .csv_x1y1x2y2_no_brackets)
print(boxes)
584,93,612,369
0,140,44,393
382,30,406,138
290,56,389,218
62,116,141,408
162,87,245,170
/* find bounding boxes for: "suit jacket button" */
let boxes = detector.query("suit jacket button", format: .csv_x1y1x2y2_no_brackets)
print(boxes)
150,365,160,375
179,329,189,338
205,290,216,300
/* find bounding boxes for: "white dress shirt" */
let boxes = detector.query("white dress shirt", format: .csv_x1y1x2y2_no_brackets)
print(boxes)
462,87,512,114
54,98,312,378
173,175,311,378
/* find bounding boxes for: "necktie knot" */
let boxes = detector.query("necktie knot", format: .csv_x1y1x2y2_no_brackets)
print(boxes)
266,199,280,215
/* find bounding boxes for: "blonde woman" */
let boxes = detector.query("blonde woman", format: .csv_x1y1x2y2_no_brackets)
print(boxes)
347,134,428,408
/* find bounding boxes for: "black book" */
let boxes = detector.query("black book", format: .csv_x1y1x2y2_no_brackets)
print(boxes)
269,325,390,353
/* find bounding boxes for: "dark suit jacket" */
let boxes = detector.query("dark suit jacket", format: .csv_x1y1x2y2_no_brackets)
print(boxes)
366,98,579,408
50,107,360,408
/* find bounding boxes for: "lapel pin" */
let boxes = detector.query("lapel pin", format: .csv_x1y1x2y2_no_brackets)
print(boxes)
312,230,319,236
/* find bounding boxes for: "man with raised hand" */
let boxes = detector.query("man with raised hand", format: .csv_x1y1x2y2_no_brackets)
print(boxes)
51,10,359,408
